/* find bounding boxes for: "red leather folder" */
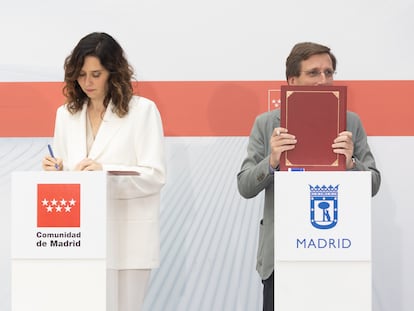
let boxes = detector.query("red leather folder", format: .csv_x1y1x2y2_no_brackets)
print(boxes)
279,85,347,171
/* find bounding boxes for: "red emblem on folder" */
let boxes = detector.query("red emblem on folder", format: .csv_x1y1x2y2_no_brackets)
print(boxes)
37,184,81,227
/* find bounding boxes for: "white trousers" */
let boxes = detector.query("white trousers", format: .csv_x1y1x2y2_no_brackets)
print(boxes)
107,269,151,311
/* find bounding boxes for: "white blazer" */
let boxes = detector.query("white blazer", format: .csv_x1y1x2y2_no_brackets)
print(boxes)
52,96,166,269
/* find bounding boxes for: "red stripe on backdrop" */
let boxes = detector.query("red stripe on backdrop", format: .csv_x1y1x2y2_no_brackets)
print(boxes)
0,81,412,137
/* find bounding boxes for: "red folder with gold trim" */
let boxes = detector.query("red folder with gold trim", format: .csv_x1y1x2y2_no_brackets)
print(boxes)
279,85,347,171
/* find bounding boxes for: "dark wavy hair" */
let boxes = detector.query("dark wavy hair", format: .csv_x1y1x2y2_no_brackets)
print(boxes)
285,42,337,80
63,32,134,117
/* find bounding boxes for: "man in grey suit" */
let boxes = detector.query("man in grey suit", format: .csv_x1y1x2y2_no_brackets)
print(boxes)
237,42,381,311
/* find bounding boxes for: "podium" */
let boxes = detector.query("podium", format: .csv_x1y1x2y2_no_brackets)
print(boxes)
274,171,372,311
11,171,108,311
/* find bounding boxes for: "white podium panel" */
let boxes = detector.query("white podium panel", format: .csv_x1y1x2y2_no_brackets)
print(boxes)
12,171,107,259
11,171,108,311
274,171,372,311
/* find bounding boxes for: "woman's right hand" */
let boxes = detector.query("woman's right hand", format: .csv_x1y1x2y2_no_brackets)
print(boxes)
42,156,63,171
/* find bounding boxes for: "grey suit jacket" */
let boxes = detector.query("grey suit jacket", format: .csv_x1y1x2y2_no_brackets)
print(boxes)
237,109,381,280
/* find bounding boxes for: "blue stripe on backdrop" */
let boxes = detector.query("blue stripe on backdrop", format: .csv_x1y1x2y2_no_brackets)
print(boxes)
143,137,263,311
0,137,56,311
3,136,414,311
0,137,264,311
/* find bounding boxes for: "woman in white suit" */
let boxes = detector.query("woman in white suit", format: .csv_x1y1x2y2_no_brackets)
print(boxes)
42,32,166,311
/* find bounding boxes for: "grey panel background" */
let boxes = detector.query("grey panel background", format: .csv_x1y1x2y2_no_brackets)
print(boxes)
1,136,414,310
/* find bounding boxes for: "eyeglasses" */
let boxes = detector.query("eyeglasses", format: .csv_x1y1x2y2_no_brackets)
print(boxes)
301,69,336,79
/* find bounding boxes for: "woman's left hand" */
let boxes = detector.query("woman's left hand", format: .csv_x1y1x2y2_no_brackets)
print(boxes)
74,158,103,171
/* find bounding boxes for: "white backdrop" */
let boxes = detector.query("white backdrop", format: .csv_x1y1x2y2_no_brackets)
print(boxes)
1,0,414,81
1,1,414,310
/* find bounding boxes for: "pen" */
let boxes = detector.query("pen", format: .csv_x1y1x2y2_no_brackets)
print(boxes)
47,144,59,170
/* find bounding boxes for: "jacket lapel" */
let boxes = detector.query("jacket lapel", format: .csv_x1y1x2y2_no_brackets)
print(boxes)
88,103,123,160
71,105,88,161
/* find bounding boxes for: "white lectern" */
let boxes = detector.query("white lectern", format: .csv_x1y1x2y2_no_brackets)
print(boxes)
274,171,371,311
11,171,108,311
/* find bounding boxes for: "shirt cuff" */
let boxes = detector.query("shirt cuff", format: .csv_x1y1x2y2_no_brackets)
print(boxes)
269,164,279,175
